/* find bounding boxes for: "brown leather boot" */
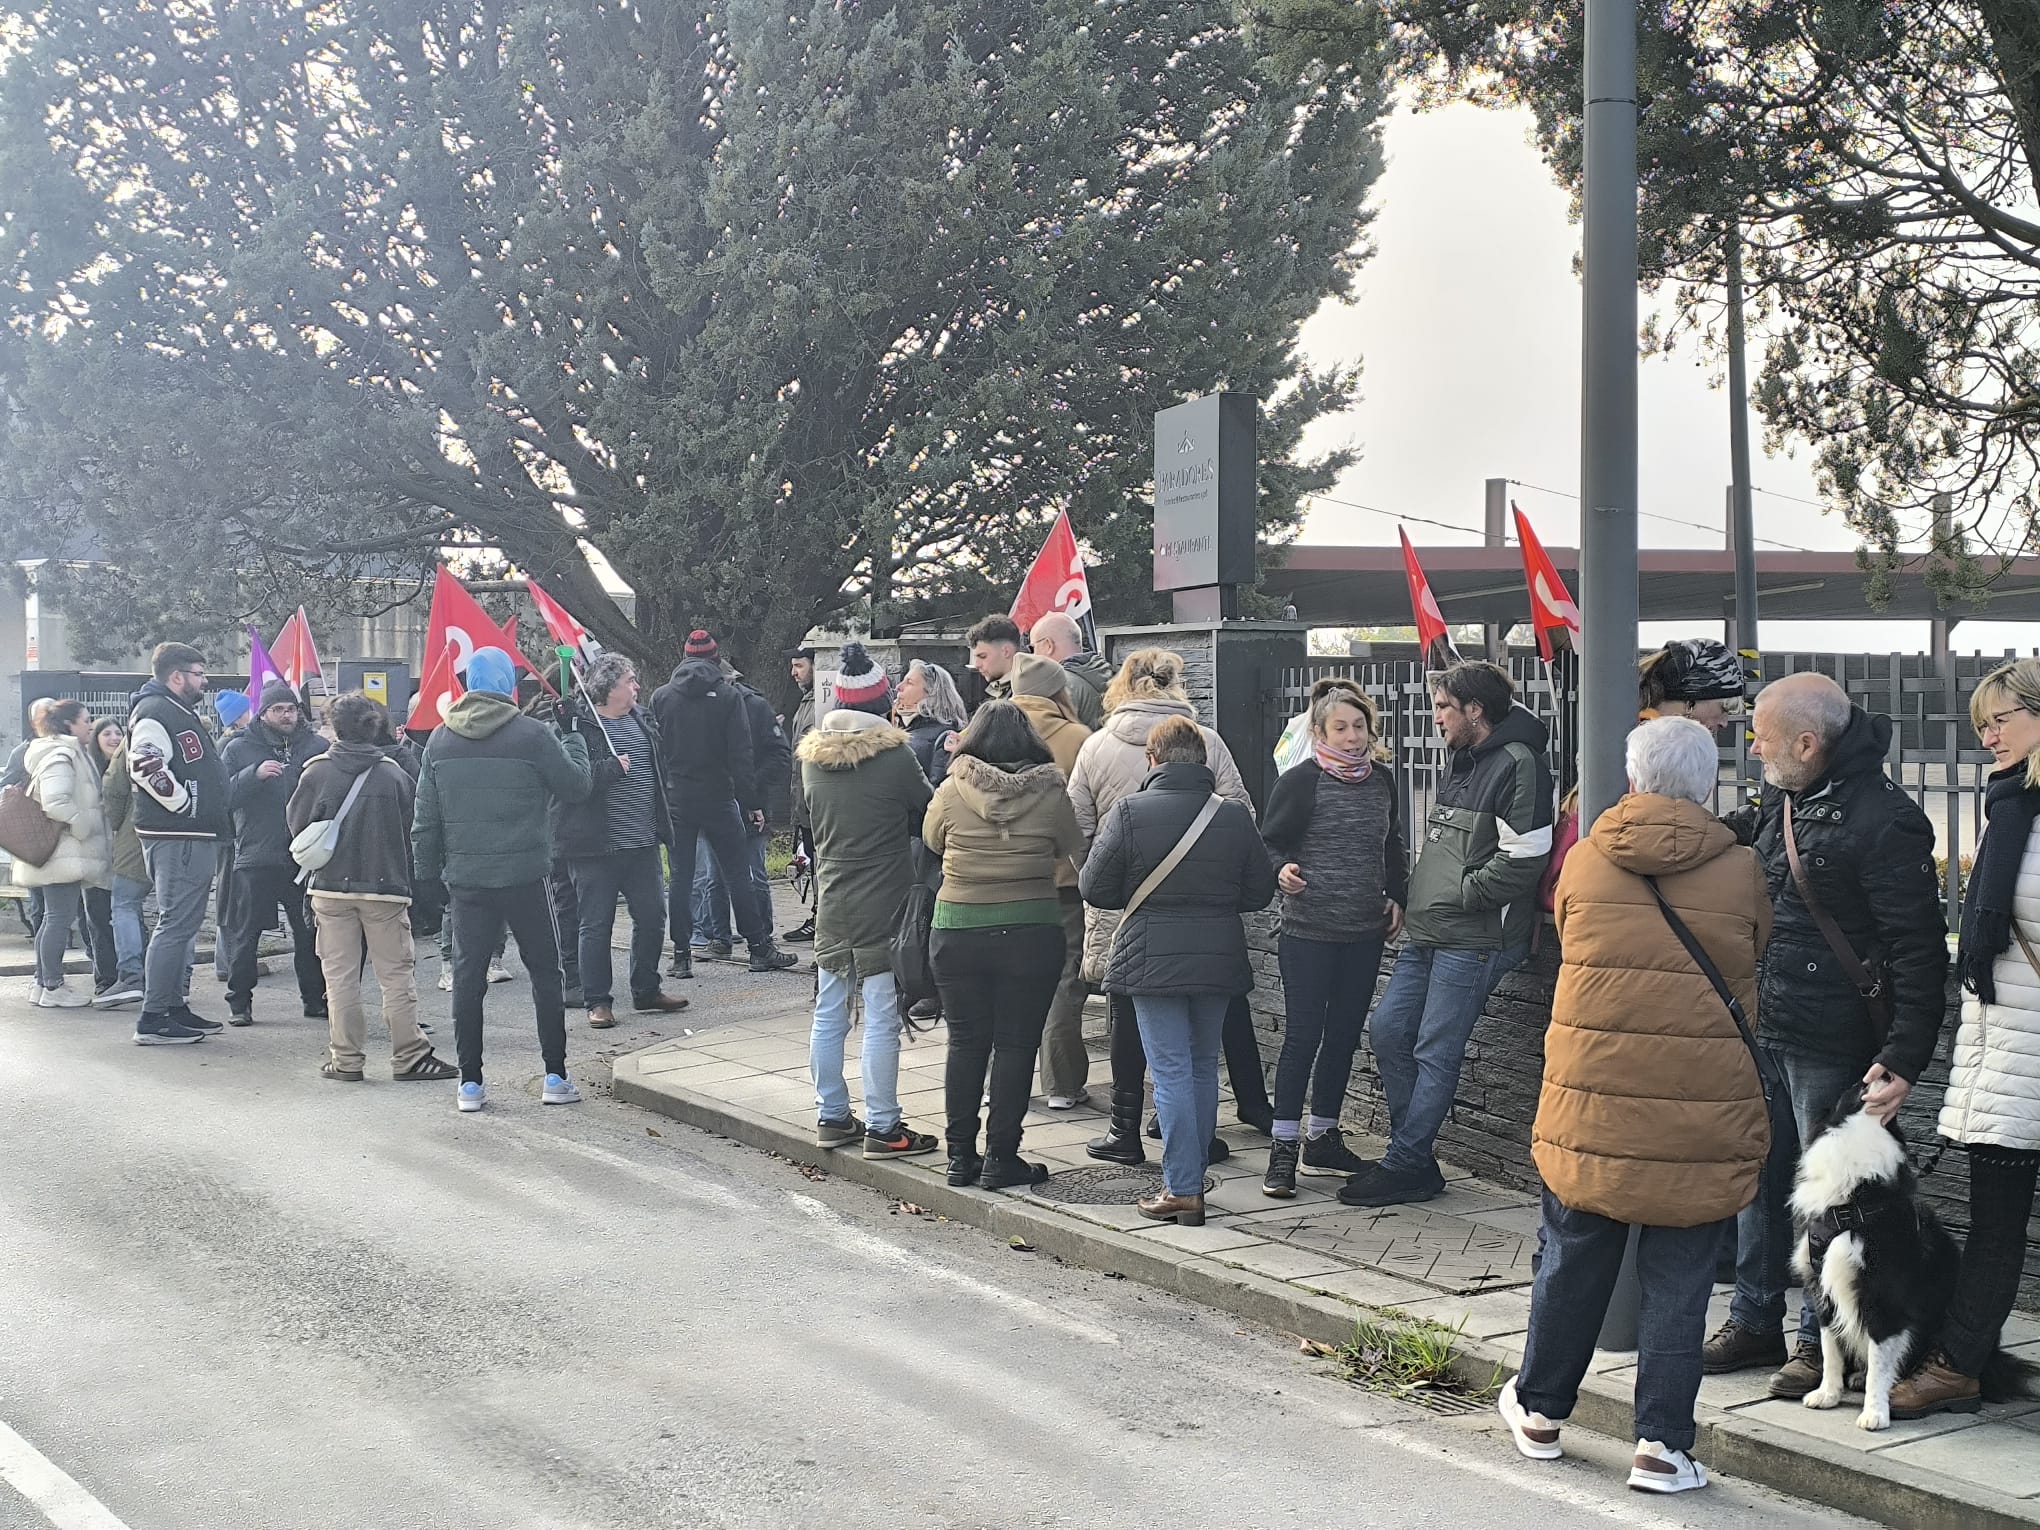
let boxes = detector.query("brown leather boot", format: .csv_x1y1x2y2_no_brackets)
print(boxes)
587,1004,617,1029
1136,1191,1205,1227
1767,1338,1827,1399
1888,1354,1982,1420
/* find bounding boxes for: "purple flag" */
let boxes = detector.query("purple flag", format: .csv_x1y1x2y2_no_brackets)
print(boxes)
245,626,285,707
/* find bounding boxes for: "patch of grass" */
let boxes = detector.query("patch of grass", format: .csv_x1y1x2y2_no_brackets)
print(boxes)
1330,1312,1502,1405
765,831,794,878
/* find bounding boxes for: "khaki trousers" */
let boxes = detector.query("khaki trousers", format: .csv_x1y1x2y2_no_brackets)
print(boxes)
1037,889,1091,1099
312,894,430,1073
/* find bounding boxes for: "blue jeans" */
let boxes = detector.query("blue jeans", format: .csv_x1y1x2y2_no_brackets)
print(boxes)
810,966,904,1133
1731,1043,1866,1342
668,799,770,952
691,826,769,946
1370,944,1500,1175
1133,992,1230,1196
111,874,149,987
1518,1190,1726,1453
570,846,667,1009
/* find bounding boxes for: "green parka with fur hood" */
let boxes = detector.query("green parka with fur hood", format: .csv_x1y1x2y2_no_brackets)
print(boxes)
798,713,933,980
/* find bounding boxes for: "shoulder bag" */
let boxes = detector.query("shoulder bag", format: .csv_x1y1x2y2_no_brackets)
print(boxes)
1645,876,1783,1111
0,782,60,868
290,762,380,883
1104,792,1225,959
890,840,943,1016
1782,795,1892,1043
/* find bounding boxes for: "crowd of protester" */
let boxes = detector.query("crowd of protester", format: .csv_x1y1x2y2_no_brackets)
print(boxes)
13,618,2038,1496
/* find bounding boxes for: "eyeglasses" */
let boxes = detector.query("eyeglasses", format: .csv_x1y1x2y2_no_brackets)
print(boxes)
1980,707,2031,737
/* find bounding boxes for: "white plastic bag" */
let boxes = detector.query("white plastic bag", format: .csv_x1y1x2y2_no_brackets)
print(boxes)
1273,709,1312,773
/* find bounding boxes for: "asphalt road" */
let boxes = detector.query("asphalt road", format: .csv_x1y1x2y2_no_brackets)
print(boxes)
0,940,1864,1530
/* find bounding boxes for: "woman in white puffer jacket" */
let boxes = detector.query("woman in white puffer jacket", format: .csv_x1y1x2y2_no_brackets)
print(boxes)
15,698,113,1008
1897,658,2040,1416
1067,648,1266,1163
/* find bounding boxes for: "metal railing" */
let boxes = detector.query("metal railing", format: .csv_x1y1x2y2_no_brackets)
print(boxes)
1262,649,2031,928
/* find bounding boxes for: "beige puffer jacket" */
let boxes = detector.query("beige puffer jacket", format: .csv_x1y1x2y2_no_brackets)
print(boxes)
14,735,113,890
1067,696,1253,981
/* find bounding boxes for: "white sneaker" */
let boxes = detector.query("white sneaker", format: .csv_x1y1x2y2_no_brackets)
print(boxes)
34,982,91,1009
1045,1093,1088,1111
456,1081,486,1113
1628,1439,1707,1494
486,963,513,985
1495,1377,1563,1460
542,1073,582,1105
93,985,145,1009
437,969,453,992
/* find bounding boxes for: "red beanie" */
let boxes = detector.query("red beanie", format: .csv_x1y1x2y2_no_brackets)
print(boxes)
684,629,719,659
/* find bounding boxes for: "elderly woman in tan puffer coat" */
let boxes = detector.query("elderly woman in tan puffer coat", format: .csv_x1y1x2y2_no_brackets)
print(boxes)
1067,648,1267,1163
15,699,114,1008
1498,717,1770,1495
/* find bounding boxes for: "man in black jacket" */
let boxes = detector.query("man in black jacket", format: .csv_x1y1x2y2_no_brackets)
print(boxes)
559,655,689,1028
127,642,233,1044
219,681,330,1025
650,630,797,977
691,658,788,959
1704,671,1950,1397
783,646,819,942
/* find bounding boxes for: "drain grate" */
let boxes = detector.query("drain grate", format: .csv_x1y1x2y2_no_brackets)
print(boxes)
1346,1378,1490,1416
1032,1165,1217,1204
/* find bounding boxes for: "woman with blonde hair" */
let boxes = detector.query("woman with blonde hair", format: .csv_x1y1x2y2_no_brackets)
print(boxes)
893,658,968,788
15,699,113,1008
1069,648,1270,1162
1888,657,2040,1416
1258,678,1405,1196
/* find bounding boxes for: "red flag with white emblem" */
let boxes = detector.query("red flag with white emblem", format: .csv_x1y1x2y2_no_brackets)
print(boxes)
408,641,465,732
1513,504,1581,662
1399,528,1461,670
1009,510,1097,650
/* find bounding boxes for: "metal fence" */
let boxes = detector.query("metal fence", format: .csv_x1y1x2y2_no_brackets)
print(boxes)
1263,649,2032,929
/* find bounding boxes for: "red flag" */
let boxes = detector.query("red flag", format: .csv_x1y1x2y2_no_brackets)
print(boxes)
422,567,550,691
526,576,596,664
1512,504,1581,662
270,607,324,691
409,641,465,732
1398,528,1461,669
1008,510,1096,649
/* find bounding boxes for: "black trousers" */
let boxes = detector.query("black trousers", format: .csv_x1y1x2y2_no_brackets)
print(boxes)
451,881,567,1085
82,886,117,991
1106,990,1270,1124
1942,1145,2040,1376
570,847,666,1008
933,923,1064,1157
549,860,581,984
224,862,326,1011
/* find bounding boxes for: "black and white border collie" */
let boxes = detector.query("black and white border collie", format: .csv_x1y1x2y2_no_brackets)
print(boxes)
1793,1082,2032,1429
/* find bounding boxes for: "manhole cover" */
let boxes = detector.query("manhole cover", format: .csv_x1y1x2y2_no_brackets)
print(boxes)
1032,1165,1217,1204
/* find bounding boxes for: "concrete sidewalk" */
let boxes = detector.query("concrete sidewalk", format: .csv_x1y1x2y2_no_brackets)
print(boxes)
616,992,2040,1530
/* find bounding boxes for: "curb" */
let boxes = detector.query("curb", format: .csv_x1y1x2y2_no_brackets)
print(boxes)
614,1053,2040,1530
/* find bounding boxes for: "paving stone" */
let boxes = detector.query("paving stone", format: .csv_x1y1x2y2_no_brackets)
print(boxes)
1726,1397,1984,1453
1388,1290,1532,1340
1881,1422,2040,1497
1218,1241,1356,1282
1296,1265,1439,1311
1217,1202,1534,1296
1127,1222,1267,1255
638,1056,754,1085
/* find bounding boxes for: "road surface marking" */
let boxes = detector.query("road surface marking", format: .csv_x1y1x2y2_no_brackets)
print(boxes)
0,1421,134,1530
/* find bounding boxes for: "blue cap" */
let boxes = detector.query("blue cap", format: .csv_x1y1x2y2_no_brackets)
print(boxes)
214,691,253,726
465,647,517,698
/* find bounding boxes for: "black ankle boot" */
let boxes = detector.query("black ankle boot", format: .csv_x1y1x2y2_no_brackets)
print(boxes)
1087,1084,1146,1165
979,1153,1050,1190
946,1148,984,1187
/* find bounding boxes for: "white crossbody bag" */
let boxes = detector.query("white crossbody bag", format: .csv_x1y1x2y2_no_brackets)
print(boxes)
289,763,382,883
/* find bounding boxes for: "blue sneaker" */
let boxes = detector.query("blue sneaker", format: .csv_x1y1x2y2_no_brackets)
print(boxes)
542,1074,581,1105
456,1081,486,1113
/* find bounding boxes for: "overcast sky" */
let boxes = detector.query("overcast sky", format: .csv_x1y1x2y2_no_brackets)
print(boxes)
1291,102,2040,656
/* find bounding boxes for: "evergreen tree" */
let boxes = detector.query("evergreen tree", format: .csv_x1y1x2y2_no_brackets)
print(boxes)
0,0,1389,666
